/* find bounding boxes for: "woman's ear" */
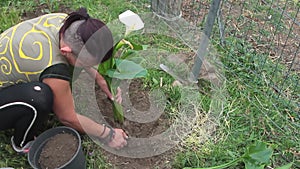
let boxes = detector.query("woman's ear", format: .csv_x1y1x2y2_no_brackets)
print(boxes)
60,46,72,55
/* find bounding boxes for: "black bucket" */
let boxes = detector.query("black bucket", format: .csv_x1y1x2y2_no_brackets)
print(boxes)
28,126,86,169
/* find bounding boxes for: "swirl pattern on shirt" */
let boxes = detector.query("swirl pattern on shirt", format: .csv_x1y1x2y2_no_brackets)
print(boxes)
0,13,66,88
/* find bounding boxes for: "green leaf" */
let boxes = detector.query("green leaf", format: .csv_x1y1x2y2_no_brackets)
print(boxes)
113,39,147,59
119,49,136,59
113,40,127,56
130,40,148,50
275,162,293,169
244,141,273,164
245,161,264,169
126,56,146,64
152,77,159,85
119,42,148,59
183,141,274,169
98,57,115,75
107,59,147,79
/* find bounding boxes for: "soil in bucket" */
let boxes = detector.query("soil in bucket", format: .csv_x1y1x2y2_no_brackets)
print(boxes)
38,133,78,169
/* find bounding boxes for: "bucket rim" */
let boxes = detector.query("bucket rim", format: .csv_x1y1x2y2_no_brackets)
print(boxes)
28,126,82,169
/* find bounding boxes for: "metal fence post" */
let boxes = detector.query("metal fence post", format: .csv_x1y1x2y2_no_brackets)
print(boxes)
191,0,222,82
151,0,183,21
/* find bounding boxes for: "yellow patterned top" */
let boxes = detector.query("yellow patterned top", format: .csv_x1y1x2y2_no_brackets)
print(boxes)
0,13,68,89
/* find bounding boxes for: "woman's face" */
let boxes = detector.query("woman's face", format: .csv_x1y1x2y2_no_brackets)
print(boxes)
66,53,99,68
73,55,99,68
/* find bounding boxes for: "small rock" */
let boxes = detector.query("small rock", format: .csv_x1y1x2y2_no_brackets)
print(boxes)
172,80,182,86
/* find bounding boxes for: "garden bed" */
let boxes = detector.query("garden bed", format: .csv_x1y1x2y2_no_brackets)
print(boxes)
95,79,175,169
20,2,216,169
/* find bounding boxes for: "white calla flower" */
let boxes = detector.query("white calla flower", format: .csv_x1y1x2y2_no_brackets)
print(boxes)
119,10,144,35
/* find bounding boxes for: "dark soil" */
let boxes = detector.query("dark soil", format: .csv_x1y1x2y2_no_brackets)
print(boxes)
97,79,171,137
95,79,175,169
38,133,78,169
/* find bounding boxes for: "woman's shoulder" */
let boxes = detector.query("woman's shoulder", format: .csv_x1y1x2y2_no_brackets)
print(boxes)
40,63,72,82
18,13,67,27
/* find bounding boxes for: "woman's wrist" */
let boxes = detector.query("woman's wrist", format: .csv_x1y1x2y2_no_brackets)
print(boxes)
99,124,107,138
99,124,115,144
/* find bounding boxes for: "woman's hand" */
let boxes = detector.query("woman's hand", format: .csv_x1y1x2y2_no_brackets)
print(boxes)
108,128,128,149
86,67,123,104
109,87,122,104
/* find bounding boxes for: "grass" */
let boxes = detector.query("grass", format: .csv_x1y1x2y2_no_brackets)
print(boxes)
0,0,299,169
173,40,299,168
0,1,22,32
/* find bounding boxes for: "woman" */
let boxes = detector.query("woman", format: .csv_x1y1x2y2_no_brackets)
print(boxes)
0,7,127,153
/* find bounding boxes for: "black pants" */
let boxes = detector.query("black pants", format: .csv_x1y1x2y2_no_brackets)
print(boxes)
0,82,53,147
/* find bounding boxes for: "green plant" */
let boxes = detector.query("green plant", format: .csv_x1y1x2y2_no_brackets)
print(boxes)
97,10,147,123
98,38,147,123
82,136,112,169
183,141,294,169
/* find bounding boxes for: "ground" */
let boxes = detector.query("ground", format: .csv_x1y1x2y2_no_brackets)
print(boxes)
95,79,176,169
21,1,299,168
22,3,183,169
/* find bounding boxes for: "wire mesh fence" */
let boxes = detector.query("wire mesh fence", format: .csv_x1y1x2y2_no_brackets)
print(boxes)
133,0,299,107
218,0,299,103
182,0,300,104
146,1,299,112
215,1,299,166
132,1,299,109
132,0,299,166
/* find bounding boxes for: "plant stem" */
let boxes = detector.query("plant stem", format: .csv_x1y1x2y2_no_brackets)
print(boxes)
112,101,124,123
108,78,124,124
183,158,241,169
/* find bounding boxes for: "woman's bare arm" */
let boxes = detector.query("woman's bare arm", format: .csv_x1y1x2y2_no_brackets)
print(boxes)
84,67,122,103
42,78,127,148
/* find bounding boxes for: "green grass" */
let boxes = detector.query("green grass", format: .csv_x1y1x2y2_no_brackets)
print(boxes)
0,1,22,32
172,37,299,168
1,0,299,169
0,131,28,168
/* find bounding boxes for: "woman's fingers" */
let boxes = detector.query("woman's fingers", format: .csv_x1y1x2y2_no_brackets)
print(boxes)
108,129,128,149
122,130,128,139
117,87,122,94
115,87,122,104
116,97,122,104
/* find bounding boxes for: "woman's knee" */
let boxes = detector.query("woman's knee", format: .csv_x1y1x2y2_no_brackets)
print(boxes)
29,82,54,112
0,82,53,114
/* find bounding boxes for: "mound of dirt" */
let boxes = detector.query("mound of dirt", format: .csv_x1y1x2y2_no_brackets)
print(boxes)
95,79,176,169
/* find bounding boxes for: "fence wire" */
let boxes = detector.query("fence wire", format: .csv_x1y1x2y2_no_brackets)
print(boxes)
216,1,300,165
132,0,299,166
219,0,299,103
132,1,299,110
183,0,300,104
133,0,299,105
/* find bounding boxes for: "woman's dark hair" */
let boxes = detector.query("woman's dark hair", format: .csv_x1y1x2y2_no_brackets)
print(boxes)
59,8,113,63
